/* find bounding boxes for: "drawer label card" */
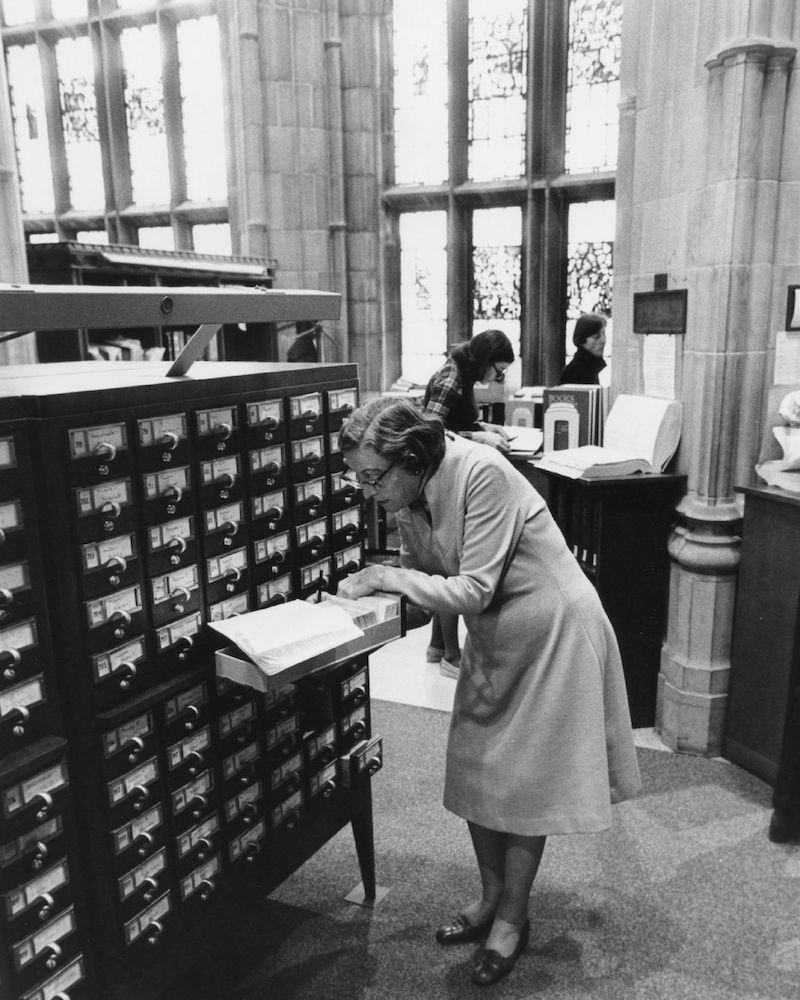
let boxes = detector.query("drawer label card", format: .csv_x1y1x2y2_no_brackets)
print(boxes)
247,400,282,427
335,545,362,571
124,892,172,946
0,618,37,654
0,674,45,718
270,752,302,791
252,490,285,521
0,499,23,532
92,636,146,682
308,761,338,797
201,455,240,485
266,714,300,751
258,575,292,604
209,592,250,621
119,848,167,901
196,406,236,436
305,725,337,763
296,518,327,546
151,565,199,603
138,414,188,447
101,709,154,758
271,789,303,827
163,681,207,722
68,422,127,459
219,702,255,738
86,585,142,628
81,533,136,572
148,516,194,551
300,560,329,588
168,726,211,770
205,501,243,533
328,388,357,412
6,860,70,919
142,466,190,500
172,771,214,814
292,437,323,462
290,393,322,418
108,758,158,806
156,612,202,652
21,954,85,1000
222,741,260,781
229,819,266,862
0,560,29,593
1,816,62,869
13,905,76,969
0,436,17,469
112,804,164,856
180,854,221,901
333,510,361,532
206,547,247,582
295,478,325,504
75,478,132,516
225,780,263,822
176,814,220,859
3,761,68,819
250,445,284,473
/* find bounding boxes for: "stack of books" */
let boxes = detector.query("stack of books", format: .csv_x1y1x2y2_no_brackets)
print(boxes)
542,384,609,452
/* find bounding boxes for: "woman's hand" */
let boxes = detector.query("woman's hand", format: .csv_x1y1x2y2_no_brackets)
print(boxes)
337,564,386,600
471,430,510,453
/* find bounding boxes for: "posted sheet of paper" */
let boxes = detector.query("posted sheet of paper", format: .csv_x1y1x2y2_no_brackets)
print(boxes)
642,335,677,399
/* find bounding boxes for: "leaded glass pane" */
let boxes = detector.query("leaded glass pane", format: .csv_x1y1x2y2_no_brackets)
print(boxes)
6,44,54,213
56,35,104,209
472,206,521,364
393,0,448,186
2,1,32,25
122,23,169,206
77,230,108,243
51,0,87,18
399,211,447,384
179,16,226,202
565,0,621,173
138,226,174,250
565,199,614,377
193,223,232,255
468,0,527,183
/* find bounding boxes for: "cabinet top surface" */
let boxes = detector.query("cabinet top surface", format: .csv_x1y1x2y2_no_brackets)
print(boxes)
0,360,359,418
736,484,800,508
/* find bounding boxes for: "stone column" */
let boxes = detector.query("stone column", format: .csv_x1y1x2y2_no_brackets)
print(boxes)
656,37,797,756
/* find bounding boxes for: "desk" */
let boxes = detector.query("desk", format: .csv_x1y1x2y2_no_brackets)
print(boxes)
518,462,686,727
724,487,800,801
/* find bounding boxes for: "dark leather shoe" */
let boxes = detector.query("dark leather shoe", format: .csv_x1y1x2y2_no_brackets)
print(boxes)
470,919,530,986
435,913,493,945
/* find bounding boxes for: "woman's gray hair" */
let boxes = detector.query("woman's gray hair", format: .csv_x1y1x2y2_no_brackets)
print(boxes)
338,397,445,474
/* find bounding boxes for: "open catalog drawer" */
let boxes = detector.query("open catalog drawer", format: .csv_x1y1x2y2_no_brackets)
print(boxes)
213,592,406,692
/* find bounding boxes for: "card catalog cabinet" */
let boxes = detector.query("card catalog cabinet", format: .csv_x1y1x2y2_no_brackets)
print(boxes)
0,360,383,1000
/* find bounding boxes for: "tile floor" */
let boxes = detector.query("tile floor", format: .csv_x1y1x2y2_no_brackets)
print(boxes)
368,616,672,753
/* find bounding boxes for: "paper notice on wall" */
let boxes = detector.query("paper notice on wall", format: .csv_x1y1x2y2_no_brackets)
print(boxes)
774,331,800,384
642,334,677,399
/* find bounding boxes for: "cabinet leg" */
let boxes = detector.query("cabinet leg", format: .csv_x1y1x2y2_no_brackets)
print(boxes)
350,780,376,900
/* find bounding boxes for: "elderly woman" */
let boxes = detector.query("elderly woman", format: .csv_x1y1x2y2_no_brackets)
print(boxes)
337,397,640,988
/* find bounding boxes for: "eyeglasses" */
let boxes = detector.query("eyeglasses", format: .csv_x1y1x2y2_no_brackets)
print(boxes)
492,364,507,383
341,461,395,490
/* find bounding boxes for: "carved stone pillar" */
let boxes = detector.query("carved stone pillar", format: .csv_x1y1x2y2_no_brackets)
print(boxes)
655,36,797,756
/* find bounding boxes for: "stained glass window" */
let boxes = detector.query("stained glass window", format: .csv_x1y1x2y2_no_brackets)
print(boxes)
56,35,104,209
179,16,227,202
392,0,448,185
468,0,527,182
2,1,33,25
472,206,521,363
565,0,622,173
122,24,169,206
399,212,448,384
6,44,54,213
566,199,614,378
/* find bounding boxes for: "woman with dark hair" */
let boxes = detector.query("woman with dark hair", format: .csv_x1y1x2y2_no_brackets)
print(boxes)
336,397,640,988
557,312,607,385
422,329,515,676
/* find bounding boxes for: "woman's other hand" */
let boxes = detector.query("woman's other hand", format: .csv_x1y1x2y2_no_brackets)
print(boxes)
337,564,385,600
472,430,510,453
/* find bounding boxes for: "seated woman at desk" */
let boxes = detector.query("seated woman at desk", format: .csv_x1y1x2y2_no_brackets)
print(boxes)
336,397,640,988
422,328,515,677
557,312,608,385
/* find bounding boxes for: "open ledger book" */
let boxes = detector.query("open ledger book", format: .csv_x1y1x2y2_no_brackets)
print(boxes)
536,394,682,479
209,592,401,676
505,425,544,458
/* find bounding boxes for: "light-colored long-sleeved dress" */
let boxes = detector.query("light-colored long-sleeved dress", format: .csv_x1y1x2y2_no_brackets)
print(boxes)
394,433,641,836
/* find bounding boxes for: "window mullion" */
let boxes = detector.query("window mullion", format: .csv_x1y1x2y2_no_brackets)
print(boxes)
159,14,188,248
36,33,69,232
447,0,469,347
93,17,133,243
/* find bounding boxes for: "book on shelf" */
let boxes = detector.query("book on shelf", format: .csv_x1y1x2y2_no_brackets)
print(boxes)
536,394,682,480
209,591,402,678
542,384,608,451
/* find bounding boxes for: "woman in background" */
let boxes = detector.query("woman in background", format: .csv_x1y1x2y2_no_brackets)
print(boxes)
557,311,607,385
422,329,514,677
336,397,640,988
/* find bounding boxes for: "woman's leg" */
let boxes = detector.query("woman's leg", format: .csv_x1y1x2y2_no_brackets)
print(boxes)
439,611,461,664
426,612,444,661
467,823,546,955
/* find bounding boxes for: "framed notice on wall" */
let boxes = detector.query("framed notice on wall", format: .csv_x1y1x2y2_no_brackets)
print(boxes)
633,289,688,335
